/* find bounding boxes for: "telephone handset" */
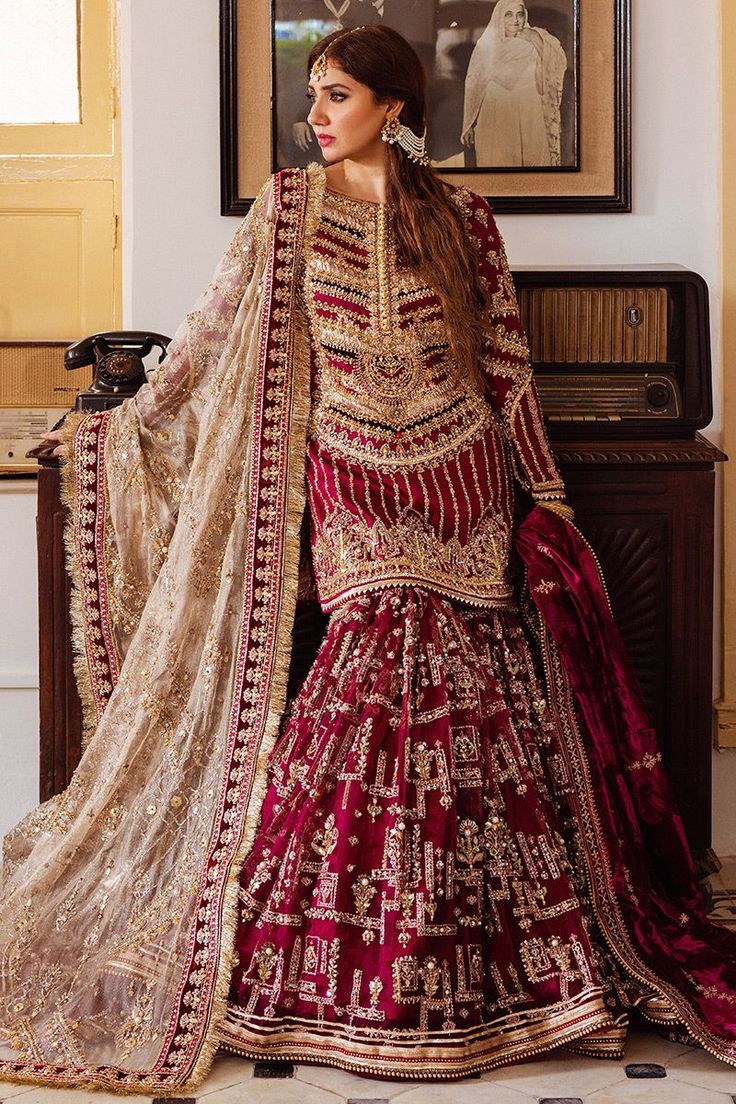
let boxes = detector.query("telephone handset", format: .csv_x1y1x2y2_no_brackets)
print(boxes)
65,331,171,408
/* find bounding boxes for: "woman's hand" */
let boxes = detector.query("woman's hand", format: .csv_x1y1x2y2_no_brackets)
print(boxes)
38,429,68,458
461,125,476,148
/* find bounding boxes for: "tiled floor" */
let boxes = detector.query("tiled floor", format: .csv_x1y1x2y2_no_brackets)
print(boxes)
2,861,735,1104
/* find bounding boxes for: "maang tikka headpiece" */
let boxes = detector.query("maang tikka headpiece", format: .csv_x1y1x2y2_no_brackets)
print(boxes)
310,26,366,82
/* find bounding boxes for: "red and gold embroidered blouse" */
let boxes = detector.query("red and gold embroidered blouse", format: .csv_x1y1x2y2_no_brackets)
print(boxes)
302,185,564,612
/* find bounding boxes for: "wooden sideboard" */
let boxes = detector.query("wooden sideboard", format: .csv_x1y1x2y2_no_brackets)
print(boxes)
37,435,725,868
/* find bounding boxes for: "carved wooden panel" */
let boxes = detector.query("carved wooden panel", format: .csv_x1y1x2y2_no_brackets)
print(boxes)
575,520,667,735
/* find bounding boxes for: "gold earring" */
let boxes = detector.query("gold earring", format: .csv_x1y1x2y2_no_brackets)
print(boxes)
381,115,401,143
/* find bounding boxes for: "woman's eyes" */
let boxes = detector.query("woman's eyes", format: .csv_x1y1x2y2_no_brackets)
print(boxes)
306,92,347,103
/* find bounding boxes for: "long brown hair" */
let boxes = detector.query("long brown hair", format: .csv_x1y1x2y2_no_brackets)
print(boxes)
307,25,490,393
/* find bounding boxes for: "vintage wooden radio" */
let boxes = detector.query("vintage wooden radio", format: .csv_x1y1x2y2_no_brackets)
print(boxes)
513,265,712,439
0,342,88,473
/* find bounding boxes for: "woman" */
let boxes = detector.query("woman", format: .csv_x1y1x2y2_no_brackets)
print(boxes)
5,24,736,1092
462,0,567,167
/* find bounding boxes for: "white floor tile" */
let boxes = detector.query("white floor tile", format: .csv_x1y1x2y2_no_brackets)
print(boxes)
0,1082,36,1100
666,1046,736,1094
295,1061,413,1099
4,1092,151,1104
587,1077,731,1103
393,1081,532,1104
199,1074,342,1104
481,1050,630,1099
617,1032,695,1065
196,1053,254,1096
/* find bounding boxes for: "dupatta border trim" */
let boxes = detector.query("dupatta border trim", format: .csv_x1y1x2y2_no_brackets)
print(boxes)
167,162,325,1092
59,407,118,747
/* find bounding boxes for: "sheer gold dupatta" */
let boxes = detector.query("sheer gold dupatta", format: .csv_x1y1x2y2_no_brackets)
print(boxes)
0,163,326,1093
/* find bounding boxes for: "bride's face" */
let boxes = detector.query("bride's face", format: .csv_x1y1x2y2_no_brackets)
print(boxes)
307,63,398,163
504,3,527,35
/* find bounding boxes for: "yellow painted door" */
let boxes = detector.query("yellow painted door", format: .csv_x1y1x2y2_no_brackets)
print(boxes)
0,0,120,341
0,0,119,468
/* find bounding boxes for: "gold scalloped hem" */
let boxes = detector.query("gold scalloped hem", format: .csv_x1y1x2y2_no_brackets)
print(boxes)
562,1019,628,1060
215,992,615,1081
638,994,685,1025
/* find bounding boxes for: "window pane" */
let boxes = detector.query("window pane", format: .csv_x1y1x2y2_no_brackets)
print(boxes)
0,0,80,124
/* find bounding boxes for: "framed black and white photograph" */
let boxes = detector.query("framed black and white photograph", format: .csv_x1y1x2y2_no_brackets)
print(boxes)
270,1,578,173
221,0,629,213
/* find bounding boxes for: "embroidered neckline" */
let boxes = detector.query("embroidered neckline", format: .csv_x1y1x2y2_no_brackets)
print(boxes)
325,186,386,208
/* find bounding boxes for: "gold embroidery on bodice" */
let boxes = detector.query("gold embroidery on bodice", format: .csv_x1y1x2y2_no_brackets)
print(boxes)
303,189,516,612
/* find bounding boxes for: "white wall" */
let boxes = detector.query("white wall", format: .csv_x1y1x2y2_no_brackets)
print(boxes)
2,0,733,851
0,482,39,838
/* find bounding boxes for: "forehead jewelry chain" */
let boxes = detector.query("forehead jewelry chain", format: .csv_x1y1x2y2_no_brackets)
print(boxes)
310,25,367,81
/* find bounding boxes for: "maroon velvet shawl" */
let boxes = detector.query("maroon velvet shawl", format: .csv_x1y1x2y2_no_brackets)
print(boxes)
515,505,736,1061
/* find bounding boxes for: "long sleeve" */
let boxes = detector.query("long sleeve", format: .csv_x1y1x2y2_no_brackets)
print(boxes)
459,189,566,504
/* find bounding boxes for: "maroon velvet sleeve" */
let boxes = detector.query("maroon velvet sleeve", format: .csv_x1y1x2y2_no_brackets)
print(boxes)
462,190,566,503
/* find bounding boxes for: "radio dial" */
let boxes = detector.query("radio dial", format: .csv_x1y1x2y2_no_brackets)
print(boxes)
646,382,671,410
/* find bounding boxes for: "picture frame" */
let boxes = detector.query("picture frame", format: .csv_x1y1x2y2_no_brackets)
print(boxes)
220,0,630,215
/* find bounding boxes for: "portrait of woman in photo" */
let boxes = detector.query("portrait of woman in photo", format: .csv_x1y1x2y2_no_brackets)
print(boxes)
3,21,736,1095
462,0,569,167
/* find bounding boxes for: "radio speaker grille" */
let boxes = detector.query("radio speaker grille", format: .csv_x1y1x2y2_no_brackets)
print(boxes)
518,287,669,365
0,342,90,407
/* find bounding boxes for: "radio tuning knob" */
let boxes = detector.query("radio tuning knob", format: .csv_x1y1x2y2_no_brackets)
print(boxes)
646,381,671,409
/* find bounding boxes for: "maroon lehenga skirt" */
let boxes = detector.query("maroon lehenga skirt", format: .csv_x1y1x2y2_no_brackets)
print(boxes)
225,584,651,1077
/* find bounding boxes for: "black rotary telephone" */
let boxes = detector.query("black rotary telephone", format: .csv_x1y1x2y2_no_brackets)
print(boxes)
26,331,171,460
65,331,171,411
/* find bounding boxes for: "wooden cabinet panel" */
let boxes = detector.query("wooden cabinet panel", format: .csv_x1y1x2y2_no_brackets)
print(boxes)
558,446,721,855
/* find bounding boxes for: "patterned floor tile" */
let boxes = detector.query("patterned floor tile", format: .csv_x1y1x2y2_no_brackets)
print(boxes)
624,1063,667,1078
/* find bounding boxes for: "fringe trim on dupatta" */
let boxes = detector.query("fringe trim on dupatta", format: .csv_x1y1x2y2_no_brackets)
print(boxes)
59,409,113,748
